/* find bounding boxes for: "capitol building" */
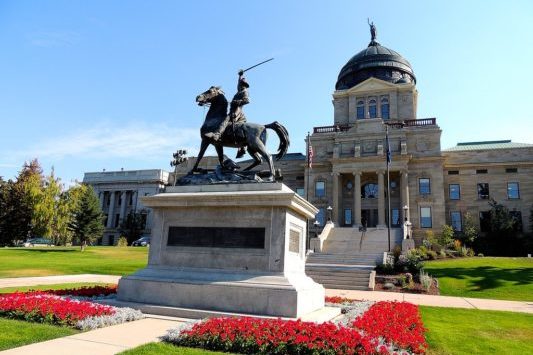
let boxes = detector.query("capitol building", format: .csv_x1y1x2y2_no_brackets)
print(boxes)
84,29,533,247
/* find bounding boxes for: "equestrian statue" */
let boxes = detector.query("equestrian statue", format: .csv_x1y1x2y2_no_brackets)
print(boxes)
189,65,289,181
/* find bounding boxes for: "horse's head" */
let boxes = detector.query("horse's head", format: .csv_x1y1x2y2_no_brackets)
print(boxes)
196,86,225,106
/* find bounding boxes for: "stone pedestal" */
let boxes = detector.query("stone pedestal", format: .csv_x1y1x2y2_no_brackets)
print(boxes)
117,183,325,318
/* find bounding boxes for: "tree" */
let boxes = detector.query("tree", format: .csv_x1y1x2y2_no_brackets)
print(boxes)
1,160,43,245
119,212,145,245
439,224,454,248
0,177,8,246
488,199,518,237
69,185,104,251
462,212,479,246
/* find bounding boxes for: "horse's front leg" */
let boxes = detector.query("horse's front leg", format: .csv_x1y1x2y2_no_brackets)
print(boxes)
189,139,210,173
215,144,224,167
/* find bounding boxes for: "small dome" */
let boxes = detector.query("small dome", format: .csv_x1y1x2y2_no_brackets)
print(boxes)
335,26,416,90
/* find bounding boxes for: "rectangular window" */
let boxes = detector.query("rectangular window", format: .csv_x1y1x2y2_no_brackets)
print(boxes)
448,170,459,175
419,178,431,195
505,168,517,173
449,184,461,200
477,183,489,199
420,207,432,228
344,209,352,226
381,104,389,119
391,208,400,227
296,176,305,181
129,193,133,205
479,211,491,232
316,208,325,226
476,169,488,174
296,187,305,197
357,106,365,119
369,105,377,118
507,182,520,199
315,181,326,198
451,211,462,232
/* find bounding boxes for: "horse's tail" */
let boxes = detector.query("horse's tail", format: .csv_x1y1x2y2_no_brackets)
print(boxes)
265,121,290,160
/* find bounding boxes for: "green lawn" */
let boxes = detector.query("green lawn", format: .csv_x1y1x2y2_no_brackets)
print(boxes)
0,246,148,277
0,318,78,351
119,343,233,355
421,306,533,355
423,257,533,301
0,282,114,294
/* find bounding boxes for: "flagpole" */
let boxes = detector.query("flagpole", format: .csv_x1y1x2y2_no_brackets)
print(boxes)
385,124,391,252
306,131,311,251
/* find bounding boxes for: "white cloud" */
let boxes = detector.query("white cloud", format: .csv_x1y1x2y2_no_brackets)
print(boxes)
6,122,201,162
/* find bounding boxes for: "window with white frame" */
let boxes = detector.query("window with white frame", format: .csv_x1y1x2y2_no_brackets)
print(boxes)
315,181,326,198
356,100,365,119
420,207,432,228
451,211,462,232
380,97,389,119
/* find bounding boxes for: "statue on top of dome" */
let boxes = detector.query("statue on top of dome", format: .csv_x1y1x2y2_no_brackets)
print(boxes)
368,18,377,43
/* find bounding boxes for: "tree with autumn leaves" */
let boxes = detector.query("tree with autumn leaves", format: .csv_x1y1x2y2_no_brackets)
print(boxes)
0,159,104,248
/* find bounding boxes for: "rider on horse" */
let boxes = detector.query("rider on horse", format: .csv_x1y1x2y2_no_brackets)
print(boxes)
204,70,249,158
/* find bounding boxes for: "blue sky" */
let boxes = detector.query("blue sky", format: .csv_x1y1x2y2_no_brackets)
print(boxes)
1,1,532,184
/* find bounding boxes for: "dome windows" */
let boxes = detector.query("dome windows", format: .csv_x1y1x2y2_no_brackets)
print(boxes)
368,99,377,118
381,97,389,119
355,95,390,120
356,100,365,119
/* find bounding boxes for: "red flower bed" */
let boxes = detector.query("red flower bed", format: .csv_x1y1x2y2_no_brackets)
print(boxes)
325,295,358,304
168,302,427,354
42,285,118,297
354,302,427,354
0,292,115,326
174,317,379,354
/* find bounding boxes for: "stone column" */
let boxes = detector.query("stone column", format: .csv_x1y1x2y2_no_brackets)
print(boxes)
132,190,138,210
400,170,410,221
106,191,116,228
377,170,385,227
119,191,128,224
332,172,340,225
353,171,362,227
99,192,105,210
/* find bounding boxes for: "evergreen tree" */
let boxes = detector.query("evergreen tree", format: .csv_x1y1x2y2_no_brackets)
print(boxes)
70,185,104,251
0,177,8,246
119,212,145,245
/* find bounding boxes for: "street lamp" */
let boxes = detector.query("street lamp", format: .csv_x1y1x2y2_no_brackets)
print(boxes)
326,206,333,223
403,205,409,223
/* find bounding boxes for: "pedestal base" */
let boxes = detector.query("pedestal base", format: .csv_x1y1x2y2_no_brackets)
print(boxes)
118,266,324,318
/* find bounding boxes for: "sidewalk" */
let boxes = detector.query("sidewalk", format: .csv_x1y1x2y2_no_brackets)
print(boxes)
0,274,120,289
0,315,186,355
326,289,533,314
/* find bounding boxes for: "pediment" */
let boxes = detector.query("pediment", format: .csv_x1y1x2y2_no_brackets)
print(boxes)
347,78,398,93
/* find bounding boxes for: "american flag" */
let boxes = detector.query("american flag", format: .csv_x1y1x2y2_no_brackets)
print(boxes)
308,143,314,169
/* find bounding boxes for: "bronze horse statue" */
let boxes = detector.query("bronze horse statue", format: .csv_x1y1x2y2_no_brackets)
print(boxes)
191,86,289,178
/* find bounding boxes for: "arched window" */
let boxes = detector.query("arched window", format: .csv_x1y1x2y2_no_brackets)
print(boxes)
380,97,389,119
362,183,378,199
368,99,377,118
356,100,365,119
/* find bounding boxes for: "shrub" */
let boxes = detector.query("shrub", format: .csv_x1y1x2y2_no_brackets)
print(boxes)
477,253,484,257
392,245,402,262
466,248,475,257
453,239,462,251
439,249,447,258
426,250,438,260
439,225,455,248
375,263,395,275
459,246,468,257
395,251,423,274
117,236,128,247
462,212,479,245
418,270,432,292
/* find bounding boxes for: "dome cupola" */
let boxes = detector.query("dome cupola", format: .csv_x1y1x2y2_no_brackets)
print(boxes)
335,22,416,90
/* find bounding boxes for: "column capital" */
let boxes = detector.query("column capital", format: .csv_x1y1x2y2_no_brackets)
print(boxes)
352,171,362,176
376,169,386,176
400,170,408,176
331,172,341,177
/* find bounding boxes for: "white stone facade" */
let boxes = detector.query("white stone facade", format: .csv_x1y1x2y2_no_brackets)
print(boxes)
83,169,169,245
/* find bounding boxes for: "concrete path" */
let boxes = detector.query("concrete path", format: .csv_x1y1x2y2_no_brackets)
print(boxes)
0,315,186,355
0,274,120,289
326,289,533,314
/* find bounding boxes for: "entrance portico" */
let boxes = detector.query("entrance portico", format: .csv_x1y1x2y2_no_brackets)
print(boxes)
331,168,409,228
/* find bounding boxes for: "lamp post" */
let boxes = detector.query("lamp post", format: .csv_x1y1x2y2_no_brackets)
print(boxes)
327,205,333,223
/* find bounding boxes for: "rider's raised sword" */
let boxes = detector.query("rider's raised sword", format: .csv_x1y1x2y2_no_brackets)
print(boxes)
240,58,274,74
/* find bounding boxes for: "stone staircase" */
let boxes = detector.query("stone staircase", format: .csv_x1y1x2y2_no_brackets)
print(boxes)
306,227,402,290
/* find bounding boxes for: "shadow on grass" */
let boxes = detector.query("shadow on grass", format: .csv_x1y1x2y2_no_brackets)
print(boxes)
426,266,533,291
15,249,79,254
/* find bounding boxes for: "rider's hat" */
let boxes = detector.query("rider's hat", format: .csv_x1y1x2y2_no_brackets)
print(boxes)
238,77,249,88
